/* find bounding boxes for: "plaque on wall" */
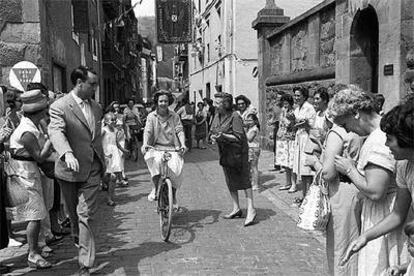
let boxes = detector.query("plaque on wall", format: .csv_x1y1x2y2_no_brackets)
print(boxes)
156,0,193,44
384,64,394,76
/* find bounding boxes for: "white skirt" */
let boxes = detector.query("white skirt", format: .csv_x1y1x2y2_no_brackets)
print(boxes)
144,149,184,189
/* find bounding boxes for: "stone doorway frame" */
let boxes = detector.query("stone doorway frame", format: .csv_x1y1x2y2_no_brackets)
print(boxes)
349,5,379,93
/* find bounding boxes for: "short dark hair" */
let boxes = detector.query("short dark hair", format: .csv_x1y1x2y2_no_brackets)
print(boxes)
127,98,136,105
197,102,204,108
70,66,96,86
280,94,294,107
380,101,414,148
293,87,309,100
374,94,385,113
246,113,260,130
315,87,330,103
153,90,174,106
235,95,251,107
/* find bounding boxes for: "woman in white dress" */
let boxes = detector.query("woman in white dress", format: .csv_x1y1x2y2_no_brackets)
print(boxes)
329,85,405,276
7,89,53,269
341,94,414,276
292,87,316,203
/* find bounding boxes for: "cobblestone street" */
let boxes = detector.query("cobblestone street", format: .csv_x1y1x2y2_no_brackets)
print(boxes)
1,146,327,276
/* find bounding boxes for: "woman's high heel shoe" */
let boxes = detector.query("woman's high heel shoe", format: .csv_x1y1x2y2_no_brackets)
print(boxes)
223,209,243,219
244,212,257,227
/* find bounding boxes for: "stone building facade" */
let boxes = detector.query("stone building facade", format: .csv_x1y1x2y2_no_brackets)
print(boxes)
188,0,268,107
0,0,141,107
0,0,101,98
253,0,414,148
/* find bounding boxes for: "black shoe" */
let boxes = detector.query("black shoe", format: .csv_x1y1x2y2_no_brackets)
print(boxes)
244,212,257,227
0,265,11,274
223,209,243,219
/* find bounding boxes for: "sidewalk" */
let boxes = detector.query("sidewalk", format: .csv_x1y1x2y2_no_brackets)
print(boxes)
255,149,325,244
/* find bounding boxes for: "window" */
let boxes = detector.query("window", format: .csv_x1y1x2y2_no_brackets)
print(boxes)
52,64,66,93
206,83,211,99
71,3,79,44
206,43,210,62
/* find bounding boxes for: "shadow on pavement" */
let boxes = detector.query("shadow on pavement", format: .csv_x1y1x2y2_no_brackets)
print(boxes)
168,208,221,245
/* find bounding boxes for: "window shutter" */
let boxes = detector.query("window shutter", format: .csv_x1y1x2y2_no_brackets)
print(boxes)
72,0,89,33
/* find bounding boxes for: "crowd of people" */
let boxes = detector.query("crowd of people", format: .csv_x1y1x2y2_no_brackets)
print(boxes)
269,84,414,276
0,63,413,276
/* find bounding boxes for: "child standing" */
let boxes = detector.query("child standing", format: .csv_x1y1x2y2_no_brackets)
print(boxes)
245,114,261,191
102,112,129,206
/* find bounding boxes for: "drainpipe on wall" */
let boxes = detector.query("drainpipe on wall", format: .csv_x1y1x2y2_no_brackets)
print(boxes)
96,0,104,103
231,0,236,96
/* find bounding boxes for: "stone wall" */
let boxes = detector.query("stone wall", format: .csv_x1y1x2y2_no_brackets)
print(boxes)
259,0,336,149
0,0,41,87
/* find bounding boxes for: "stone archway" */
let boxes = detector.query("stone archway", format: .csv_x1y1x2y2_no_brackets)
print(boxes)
350,5,379,93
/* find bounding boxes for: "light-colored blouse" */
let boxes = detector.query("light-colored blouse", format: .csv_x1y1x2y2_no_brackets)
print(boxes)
357,128,397,193
143,110,183,148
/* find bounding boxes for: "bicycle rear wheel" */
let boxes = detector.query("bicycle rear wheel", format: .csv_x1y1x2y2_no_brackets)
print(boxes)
158,178,173,241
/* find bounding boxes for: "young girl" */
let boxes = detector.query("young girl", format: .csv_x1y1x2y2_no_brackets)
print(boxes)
102,112,129,206
275,94,297,193
245,113,261,191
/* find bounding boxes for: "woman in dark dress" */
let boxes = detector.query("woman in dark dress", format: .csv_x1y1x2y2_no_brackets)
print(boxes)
210,92,256,226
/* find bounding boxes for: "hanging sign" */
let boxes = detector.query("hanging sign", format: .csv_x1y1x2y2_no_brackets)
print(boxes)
156,0,193,44
9,61,41,91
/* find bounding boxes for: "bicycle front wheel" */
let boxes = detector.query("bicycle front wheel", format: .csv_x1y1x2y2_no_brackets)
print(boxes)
158,178,173,241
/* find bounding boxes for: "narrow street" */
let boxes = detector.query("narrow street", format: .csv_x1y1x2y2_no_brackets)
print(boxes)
1,146,327,276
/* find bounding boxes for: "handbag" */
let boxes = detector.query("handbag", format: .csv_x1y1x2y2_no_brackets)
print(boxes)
219,141,243,168
38,161,55,179
297,169,331,231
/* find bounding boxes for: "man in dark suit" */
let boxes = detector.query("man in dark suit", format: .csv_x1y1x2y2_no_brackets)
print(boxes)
48,66,105,276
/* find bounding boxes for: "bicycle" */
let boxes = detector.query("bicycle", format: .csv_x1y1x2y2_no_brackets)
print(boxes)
146,147,183,241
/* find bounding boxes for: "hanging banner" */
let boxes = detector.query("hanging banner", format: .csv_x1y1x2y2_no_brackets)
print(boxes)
156,0,193,44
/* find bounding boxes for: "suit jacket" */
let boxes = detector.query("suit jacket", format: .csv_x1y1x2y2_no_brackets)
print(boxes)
48,93,105,182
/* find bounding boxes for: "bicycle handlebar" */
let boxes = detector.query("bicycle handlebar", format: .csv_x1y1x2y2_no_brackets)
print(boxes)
145,146,181,152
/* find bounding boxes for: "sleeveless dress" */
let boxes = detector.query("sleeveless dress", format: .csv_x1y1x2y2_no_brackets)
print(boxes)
324,126,363,276
102,126,123,174
6,117,46,221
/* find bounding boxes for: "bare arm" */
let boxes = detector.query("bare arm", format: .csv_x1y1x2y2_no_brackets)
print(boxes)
341,187,411,265
322,132,343,182
342,162,392,201
20,132,52,163
246,128,258,143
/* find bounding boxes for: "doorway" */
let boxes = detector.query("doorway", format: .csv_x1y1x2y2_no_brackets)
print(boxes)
350,5,379,93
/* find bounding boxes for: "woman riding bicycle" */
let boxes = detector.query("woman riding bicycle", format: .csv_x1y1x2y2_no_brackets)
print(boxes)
141,90,187,209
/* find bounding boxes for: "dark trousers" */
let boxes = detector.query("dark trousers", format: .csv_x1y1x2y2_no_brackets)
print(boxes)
0,166,8,250
57,157,101,268
182,120,193,150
